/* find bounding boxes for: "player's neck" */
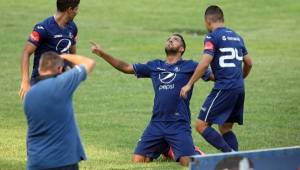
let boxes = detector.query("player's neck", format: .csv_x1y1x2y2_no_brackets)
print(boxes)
54,12,70,28
165,54,182,64
211,22,225,32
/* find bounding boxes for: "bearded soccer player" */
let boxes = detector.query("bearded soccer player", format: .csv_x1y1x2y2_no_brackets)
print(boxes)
19,0,80,99
180,5,253,152
90,34,213,166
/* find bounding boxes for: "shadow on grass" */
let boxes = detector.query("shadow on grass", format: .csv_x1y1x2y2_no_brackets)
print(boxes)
0,159,26,170
168,28,207,36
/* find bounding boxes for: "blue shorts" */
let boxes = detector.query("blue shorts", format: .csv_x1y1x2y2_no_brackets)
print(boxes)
198,88,245,125
134,121,197,161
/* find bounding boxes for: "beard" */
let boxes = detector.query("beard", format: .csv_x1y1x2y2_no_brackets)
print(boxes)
165,46,179,55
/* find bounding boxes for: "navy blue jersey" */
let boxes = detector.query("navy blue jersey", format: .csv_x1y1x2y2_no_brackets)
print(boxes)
133,59,211,123
28,16,77,79
203,27,248,89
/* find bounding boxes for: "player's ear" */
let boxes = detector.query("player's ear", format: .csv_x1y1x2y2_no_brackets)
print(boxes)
58,66,63,73
66,7,76,14
179,47,185,54
66,7,72,13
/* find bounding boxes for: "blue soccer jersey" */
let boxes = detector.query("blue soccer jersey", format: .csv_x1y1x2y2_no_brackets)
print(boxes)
203,27,248,90
28,16,77,79
133,59,211,123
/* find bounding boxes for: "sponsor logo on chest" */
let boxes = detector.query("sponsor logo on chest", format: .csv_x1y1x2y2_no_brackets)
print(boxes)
158,72,176,90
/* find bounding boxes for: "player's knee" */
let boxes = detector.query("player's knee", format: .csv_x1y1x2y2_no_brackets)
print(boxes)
179,156,190,166
218,123,233,135
132,154,144,163
132,154,151,163
195,120,208,134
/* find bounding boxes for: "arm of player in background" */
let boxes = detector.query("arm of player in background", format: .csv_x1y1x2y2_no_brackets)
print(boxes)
61,54,96,74
90,41,135,74
19,42,36,99
208,73,215,81
180,54,213,99
67,44,77,68
243,54,253,78
70,44,76,54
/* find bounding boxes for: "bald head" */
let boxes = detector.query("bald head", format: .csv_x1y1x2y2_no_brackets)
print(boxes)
39,52,64,74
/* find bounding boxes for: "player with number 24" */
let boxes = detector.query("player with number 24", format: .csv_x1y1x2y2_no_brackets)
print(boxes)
180,5,253,153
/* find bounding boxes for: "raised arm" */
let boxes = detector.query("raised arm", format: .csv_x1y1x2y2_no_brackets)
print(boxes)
90,41,134,74
61,54,96,74
19,42,36,99
180,54,213,98
243,54,253,78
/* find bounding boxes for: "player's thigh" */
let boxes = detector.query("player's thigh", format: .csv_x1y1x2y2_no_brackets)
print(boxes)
226,88,245,125
198,89,239,125
165,122,196,161
134,122,166,159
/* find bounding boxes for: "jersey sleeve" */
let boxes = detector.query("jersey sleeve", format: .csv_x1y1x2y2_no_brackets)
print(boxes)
203,34,216,57
28,24,47,47
71,22,78,46
57,65,87,96
191,61,212,81
202,67,212,81
133,61,152,78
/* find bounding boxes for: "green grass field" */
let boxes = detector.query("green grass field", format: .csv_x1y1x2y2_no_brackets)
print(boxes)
0,0,300,169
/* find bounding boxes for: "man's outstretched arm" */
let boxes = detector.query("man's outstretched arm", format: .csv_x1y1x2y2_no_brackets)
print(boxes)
61,54,96,74
90,41,134,74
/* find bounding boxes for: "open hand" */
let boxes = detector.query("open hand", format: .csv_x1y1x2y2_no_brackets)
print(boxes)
19,80,31,99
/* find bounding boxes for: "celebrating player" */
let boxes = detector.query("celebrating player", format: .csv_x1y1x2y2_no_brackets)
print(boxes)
19,0,80,99
90,34,213,166
180,5,253,152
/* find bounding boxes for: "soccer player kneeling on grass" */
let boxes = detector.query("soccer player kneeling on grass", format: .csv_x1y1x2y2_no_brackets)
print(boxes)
180,5,253,152
23,52,95,170
90,34,212,166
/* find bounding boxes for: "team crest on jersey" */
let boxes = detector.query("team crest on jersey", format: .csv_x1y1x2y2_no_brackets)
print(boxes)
30,31,40,42
69,32,74,39
204,41,214,50
173,66,180,72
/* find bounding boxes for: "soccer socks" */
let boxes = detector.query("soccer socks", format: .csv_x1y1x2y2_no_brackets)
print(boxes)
222,131,238,151
201,127,232,152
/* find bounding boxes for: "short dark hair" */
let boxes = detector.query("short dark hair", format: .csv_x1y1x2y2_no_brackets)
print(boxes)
57,0,80,12
39,52,64,72
173,33,186,55
205,5,224,22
